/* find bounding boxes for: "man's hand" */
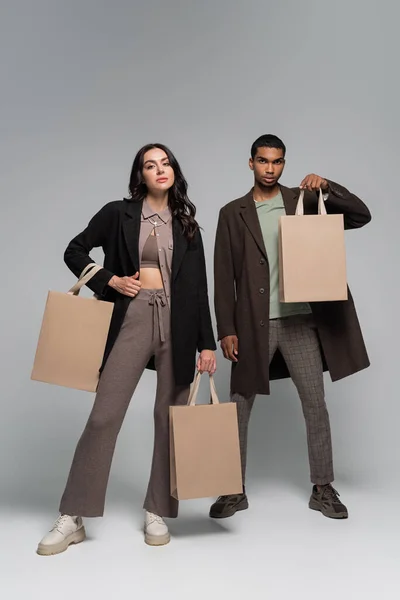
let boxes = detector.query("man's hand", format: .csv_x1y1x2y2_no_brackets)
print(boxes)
221,335,239,362
300,174,329,192
197,350,217,374
108,272,142,297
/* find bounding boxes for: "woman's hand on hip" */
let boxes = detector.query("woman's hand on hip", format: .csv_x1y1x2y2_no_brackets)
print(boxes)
108,272,142,297
197,350,217,375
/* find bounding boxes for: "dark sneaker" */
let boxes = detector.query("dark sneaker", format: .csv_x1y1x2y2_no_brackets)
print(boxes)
309,484,348,519
209,493,249,519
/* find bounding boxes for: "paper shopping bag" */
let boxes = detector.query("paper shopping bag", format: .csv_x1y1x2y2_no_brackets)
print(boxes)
170,372,243,500
279,189,348,302
31,264,114,392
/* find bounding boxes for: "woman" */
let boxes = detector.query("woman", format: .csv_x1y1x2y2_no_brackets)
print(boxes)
37,144,217,555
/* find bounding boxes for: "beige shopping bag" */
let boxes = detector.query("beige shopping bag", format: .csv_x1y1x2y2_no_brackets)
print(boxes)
170,372,243,500
279,189,348,302
31,264,114,392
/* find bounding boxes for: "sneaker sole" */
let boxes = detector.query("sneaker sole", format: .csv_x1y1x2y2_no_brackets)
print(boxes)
36,527,86,556
309,500,348,519
144,532,170,546
209,498,249,519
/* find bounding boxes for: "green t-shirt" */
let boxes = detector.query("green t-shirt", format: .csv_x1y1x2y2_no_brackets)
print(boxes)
255,191,311,319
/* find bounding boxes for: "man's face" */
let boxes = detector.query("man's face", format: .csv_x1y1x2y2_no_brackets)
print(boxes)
249,147,285,188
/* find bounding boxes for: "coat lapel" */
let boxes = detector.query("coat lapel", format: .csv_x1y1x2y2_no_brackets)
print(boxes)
122,199,142,272
172,218,188,281
280,184,299,215
239,185,300,257
239,190,268,259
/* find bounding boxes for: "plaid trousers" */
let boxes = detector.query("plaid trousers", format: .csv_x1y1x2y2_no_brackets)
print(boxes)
232,314,334,486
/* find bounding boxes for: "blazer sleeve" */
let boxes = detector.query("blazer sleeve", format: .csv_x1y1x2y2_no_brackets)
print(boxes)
213,208,236,340
196,230,217,352
64,202,116,297
304,180,371,230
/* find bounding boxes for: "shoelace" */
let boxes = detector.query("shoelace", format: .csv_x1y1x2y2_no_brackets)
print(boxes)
53,514,73,533
321,485,341,503
217,494,241,503
147,513,164,525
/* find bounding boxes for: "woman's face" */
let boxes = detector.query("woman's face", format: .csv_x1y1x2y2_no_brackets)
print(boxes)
141,148,175,193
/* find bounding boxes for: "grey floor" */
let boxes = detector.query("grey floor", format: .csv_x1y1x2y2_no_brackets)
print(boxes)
2,370,398,599
2,477,398,600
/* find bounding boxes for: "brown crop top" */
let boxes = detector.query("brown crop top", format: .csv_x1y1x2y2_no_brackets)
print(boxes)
141,233,160,268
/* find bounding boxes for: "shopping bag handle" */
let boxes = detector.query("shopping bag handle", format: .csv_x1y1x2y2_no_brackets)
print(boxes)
67,263,103,296
295,188,327,216
187,372,220,406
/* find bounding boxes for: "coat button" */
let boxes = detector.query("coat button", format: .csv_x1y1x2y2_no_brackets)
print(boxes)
260,320,265,326
259,287,265,294
260,258,265,265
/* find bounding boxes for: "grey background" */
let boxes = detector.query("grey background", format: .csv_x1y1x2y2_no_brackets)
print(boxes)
0,1,398,598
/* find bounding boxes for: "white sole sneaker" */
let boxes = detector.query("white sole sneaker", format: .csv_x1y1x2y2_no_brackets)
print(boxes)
144,531,170,546
37,526,86,556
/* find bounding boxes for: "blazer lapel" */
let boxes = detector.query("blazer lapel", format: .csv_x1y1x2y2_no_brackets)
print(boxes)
239,190,268,259
122,199,142,272
172,218,188,281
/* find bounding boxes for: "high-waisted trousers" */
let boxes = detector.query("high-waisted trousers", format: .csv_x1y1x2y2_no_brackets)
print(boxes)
59,289,190,518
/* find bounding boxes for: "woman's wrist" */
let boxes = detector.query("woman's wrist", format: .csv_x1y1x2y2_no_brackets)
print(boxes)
108,275,117,287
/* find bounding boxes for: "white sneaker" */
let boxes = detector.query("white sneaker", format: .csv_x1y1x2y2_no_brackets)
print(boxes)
144,511,170,546
37,515,86,556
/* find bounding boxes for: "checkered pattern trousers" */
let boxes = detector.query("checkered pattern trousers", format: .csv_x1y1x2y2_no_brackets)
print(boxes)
232,314,334,486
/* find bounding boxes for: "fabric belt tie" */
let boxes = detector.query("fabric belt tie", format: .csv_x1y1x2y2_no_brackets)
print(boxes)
148,292,166,342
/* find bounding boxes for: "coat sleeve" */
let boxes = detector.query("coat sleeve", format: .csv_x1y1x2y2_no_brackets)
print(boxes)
196,230,217,352
321,180,371,230
64,202,116,297
213,208,236,341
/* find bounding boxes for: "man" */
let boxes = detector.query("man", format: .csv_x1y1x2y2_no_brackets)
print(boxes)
210,134,371,520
